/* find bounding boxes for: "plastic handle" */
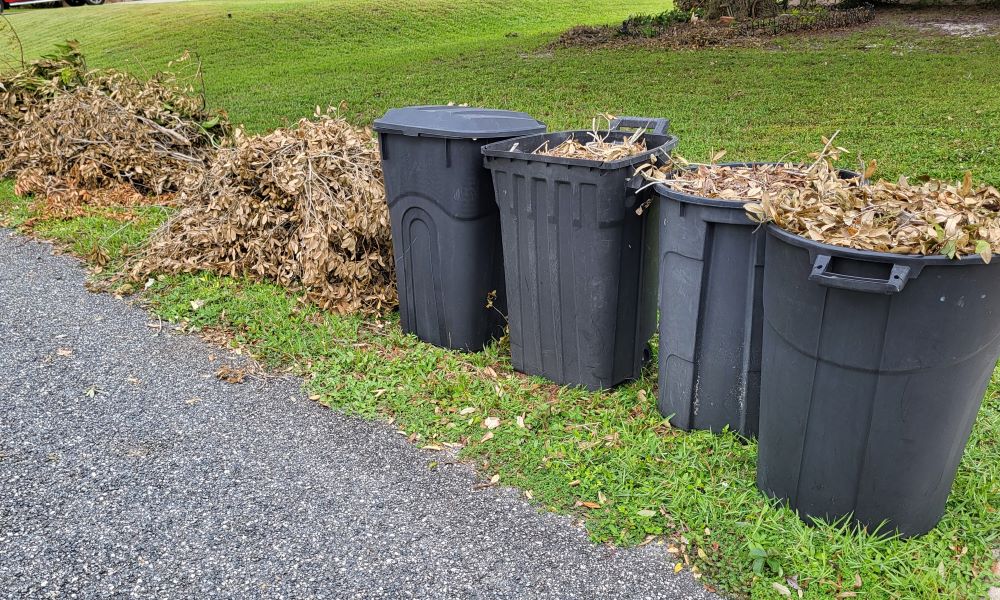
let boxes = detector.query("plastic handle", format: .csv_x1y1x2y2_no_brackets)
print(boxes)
808,254,911,295
610,116,670,136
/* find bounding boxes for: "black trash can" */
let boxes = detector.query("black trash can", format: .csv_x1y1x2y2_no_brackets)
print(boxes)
373,106,545,351
758,224,1000,537
654,170,766,438
482,117,679,390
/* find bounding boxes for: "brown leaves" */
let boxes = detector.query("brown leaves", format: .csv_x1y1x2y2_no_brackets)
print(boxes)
129,111,396,315
214,365,246,384
642,139,1000,262
532,115,648,162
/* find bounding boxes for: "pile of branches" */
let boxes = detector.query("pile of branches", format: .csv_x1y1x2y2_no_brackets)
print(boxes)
128,112,396,315
0,42,228,204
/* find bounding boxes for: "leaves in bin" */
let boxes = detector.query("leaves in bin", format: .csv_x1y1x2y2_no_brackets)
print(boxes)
637,136,1000,262
532,114,648,161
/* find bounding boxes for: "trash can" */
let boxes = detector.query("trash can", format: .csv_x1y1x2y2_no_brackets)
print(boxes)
654,167,766,438
481,117,678,390
654,165,858,437
757,224,1000,537
373,106,546,351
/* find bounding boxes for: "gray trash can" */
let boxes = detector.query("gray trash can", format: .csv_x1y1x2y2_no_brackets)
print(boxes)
481,117,678,390
758,224,1000,537
373,106,545,351
654,171,766,437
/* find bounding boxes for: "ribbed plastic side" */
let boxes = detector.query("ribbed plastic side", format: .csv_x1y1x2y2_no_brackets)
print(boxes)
758,228,1000,537
380,134,509,351
658,197,764,437
485,159,657,390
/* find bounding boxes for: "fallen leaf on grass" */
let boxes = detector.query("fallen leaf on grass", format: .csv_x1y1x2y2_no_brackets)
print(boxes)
772,582,791,597
459,406,477,415
674,563,683,574
836,593,857,599
420,444,444,451
516,414,526,428
637,509,657,518
854,573,863,588
524,490,534,500
479,431,494,443
576,501,601,509
190,299,206,311
308,394,322,401
490,474,500,485
483,417,500,429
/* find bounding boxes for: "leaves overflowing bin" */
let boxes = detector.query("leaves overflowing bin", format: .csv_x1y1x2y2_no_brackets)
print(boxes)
757,225,1000,536
654,167,767,437
481,118,678,390
373,106,545,351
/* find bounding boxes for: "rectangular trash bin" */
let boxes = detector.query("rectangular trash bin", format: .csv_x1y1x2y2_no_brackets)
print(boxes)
482,117,678,390
373,106,545,351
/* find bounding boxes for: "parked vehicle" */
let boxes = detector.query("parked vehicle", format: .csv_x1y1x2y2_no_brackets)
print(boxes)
1,0,105,13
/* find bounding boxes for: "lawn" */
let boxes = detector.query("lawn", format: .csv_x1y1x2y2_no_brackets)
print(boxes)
1,1,999,598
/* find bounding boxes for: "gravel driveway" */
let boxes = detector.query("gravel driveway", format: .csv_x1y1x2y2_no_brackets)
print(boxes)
0,230,718,600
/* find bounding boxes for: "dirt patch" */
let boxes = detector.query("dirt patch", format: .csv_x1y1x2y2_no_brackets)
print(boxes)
874,6,1000,38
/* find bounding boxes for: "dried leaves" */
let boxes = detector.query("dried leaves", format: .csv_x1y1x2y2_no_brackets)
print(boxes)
129,111,397,315
642,136,1000,262
0,42,227,203
531,115,648,161
637,158,814,202
744,141,1000,262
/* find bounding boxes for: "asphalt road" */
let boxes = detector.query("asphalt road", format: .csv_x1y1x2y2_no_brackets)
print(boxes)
0,230,718,599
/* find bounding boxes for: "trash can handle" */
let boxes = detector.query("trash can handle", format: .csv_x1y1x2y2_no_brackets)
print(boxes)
610,116,670,136
808,254,911,295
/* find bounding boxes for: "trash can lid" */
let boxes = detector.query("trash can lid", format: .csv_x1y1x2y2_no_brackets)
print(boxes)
373,106,546,140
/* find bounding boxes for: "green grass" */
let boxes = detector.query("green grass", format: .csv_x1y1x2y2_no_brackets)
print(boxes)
2,1,1000,598
3,1,1000,182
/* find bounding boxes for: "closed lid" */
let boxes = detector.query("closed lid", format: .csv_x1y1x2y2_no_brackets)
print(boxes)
373,105,546,139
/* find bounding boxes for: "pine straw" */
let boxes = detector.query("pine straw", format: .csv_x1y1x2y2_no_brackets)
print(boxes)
0,42,227,202
127,112,396,315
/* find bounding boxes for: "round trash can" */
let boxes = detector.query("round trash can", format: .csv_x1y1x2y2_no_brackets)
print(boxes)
373,106,545,351
757,224,1000,537
481,117,679,390
654,168,767,438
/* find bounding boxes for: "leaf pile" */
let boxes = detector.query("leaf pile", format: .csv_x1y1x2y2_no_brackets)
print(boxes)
636,157,818,202
747,165,1000,263
0,42,228,201
23,184,175,228
531,115,648,161
128,112,396,315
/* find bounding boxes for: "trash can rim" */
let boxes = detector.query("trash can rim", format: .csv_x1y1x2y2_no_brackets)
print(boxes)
373,105,546,140
482,130,679,170
766,223,989,266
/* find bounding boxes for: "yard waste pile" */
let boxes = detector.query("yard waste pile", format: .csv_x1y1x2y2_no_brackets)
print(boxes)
128,112,396,316
0,42,228,212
